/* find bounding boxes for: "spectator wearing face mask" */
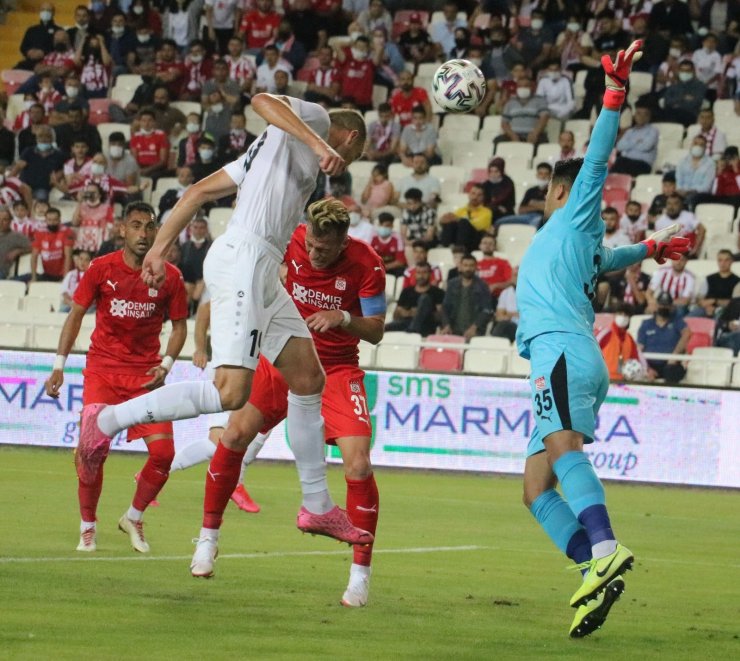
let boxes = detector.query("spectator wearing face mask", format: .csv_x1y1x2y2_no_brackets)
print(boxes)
62,139,93,192
638,292,691,383
178,112,203,168
180,216,211,314
496,162,551,228
191,135,222,182
597,305,643,381
480,157,515,220
495,77,550,146
130,109,170,182
346,207,376,245
72,182,114,253
676,135,715,209
510,9,553,74
218,112,257,163
203,92,231,144
334,35,379,112
619,200,648,243
104,133,143,189
370,212,406,277
10,126,65,202
658,61,706,127
535,60,575,120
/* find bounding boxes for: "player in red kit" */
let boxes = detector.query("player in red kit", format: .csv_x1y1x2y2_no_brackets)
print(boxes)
44,202,188,554
188,199,386,607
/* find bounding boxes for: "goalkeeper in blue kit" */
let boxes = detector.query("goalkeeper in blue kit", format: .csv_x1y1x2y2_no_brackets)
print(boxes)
515,41,690,638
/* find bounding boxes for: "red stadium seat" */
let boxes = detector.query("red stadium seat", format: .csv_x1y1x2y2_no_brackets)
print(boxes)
88,98,111,125
1,69,33,96
684,317,716,337
686,332,712,354
418,334,464,372
464,169,488,191
605,173,632,193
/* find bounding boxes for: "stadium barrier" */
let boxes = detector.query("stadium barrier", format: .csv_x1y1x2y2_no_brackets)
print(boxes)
1,350,738,489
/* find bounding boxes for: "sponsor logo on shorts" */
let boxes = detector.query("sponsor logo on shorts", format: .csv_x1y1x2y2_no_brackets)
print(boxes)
110,298,157,319
535,376,546,391
291,283,342,310
335,277,346,291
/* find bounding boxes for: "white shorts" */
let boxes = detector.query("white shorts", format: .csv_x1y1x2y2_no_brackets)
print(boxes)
203,228,310,371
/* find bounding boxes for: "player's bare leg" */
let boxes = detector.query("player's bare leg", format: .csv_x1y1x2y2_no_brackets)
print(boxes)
336,435,378,607
275,337,373,546
119,433,175,553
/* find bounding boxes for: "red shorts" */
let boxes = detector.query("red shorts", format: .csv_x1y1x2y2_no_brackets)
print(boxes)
249,357,372,443
82,368,174,442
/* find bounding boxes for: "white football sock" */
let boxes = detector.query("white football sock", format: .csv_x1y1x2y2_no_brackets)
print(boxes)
127,506,143,522
97,380,224,437
200,527,219,541
592,540,618,559
287,391,333,514
80,520,96,532
238,432,269,484
171,439,217,472
350,563,371,579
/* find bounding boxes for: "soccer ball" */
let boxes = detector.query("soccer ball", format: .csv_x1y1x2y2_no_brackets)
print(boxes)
431,59,486,113
621,359,645,381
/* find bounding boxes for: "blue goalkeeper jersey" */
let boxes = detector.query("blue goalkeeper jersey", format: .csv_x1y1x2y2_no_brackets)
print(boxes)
516,108,647,359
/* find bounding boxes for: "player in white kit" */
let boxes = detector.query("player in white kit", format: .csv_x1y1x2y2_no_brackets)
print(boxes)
76,95,372,562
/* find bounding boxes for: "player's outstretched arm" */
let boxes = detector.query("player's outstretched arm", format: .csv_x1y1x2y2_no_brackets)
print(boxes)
251,93,345,176
44,303,86,399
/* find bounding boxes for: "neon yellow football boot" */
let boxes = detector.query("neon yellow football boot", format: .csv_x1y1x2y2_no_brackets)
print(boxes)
570,543,634,608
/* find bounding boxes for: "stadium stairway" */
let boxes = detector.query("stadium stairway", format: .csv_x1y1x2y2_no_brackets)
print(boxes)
0,0,77,75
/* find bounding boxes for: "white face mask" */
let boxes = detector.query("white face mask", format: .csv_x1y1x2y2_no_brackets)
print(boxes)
40,10,53,22
349,212,361,226
377,226,392,238
566,22,580,32
199,148,214,161
133,5,144,14
90,163,105,176
65,86,79,98
678,71,693,82
669,48,681,58
109,145,123,158
468,57,482,67
537,177,549,187
137,33,150,43
614,314,629,328
191,236,207,246
140,127,153,135
210,103,223,114
530,18,544,30
112,26,125,37
351,48,367,61
186,122,200,134
190,54,203,63
516,87,531,100
690,145,705,158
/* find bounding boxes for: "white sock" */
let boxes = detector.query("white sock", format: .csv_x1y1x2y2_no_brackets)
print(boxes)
592,540,618,559
200,527,219,541
127,506,143,522
238,432,269,484
171,439,217,472
80,520,96,533
287,391,333,514
97,380,224,437
350,563,371,580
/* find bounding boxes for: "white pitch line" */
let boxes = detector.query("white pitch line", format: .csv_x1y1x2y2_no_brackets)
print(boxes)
0,544,489,565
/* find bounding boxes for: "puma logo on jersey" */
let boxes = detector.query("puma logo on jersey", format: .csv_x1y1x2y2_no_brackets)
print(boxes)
207,468,220,481
291,259,302,273
356,505,377,513
357,416,369,423
106,280,118,291
374,267,382,271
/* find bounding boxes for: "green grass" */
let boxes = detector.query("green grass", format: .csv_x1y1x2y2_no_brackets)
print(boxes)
0,447,738,660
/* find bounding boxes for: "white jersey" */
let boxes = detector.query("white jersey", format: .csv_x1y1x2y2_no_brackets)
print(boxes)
221,97,330,254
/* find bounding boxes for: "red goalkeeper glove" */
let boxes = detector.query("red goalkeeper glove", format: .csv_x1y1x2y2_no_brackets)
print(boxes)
641,223,691,264
601,39,643,110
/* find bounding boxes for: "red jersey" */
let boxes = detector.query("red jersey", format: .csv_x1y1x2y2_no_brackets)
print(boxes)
73,250,188,375
285,224,386,367
477,256,512,288
339,48,375,106
12,216,45,240
32,228,74,278
0,178,25,208
182,58,214,96
155,60,186,97
69,174,129,200
390,87,429,127
224,54,256,87
402,263,443,289
240,10,280,49
370,233,405,266
130,130,169,167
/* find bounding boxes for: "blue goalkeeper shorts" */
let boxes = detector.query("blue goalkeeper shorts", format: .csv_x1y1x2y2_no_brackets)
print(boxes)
525,332,609,457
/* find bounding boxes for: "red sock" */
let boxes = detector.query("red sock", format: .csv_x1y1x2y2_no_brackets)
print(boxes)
203,443,245,529
78,466,104,523
132,438,175,511
346,473,379,566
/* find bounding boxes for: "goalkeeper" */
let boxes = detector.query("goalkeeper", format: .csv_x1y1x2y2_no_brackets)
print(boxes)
515,40,690,639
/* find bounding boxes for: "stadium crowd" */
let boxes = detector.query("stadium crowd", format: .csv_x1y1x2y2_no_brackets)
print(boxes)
1,0,739,383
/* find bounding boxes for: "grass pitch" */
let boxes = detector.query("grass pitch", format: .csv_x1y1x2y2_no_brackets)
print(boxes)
0,446,738,660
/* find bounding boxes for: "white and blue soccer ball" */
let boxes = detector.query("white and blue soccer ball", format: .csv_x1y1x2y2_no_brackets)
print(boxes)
431,59,486,114
621,359,645,381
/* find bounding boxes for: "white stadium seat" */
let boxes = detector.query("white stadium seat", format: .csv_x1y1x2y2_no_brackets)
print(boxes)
375,344,419,369
0,324,28,348
463,348,507,375
507,351,530,376
31,325,62,351
695,204,735,235
496,224,535,265
494,142,534,169
0,280,26,298
684,347,733,387
27,281,61,299
358,341,376,368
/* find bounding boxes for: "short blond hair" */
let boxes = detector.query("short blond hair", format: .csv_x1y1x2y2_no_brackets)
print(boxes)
306,198,350,237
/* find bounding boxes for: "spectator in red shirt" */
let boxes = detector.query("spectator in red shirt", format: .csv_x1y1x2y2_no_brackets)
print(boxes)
402,240,443,288
390,70,432,127
713,146,740,212
129,109,170,181
35,28,77,79
155,39,186,99
477,234,513,301
335,35,379,112
304,45,340,105
239,0,281,52
30,207,74,283
370,212,406,276
181,40,214,101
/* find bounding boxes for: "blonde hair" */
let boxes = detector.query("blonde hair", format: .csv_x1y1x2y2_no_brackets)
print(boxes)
328,109,366,161
306,198,350,237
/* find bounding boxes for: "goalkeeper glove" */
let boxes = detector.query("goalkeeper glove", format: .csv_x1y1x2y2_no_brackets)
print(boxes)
601,39,643,109
641,223,691,264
